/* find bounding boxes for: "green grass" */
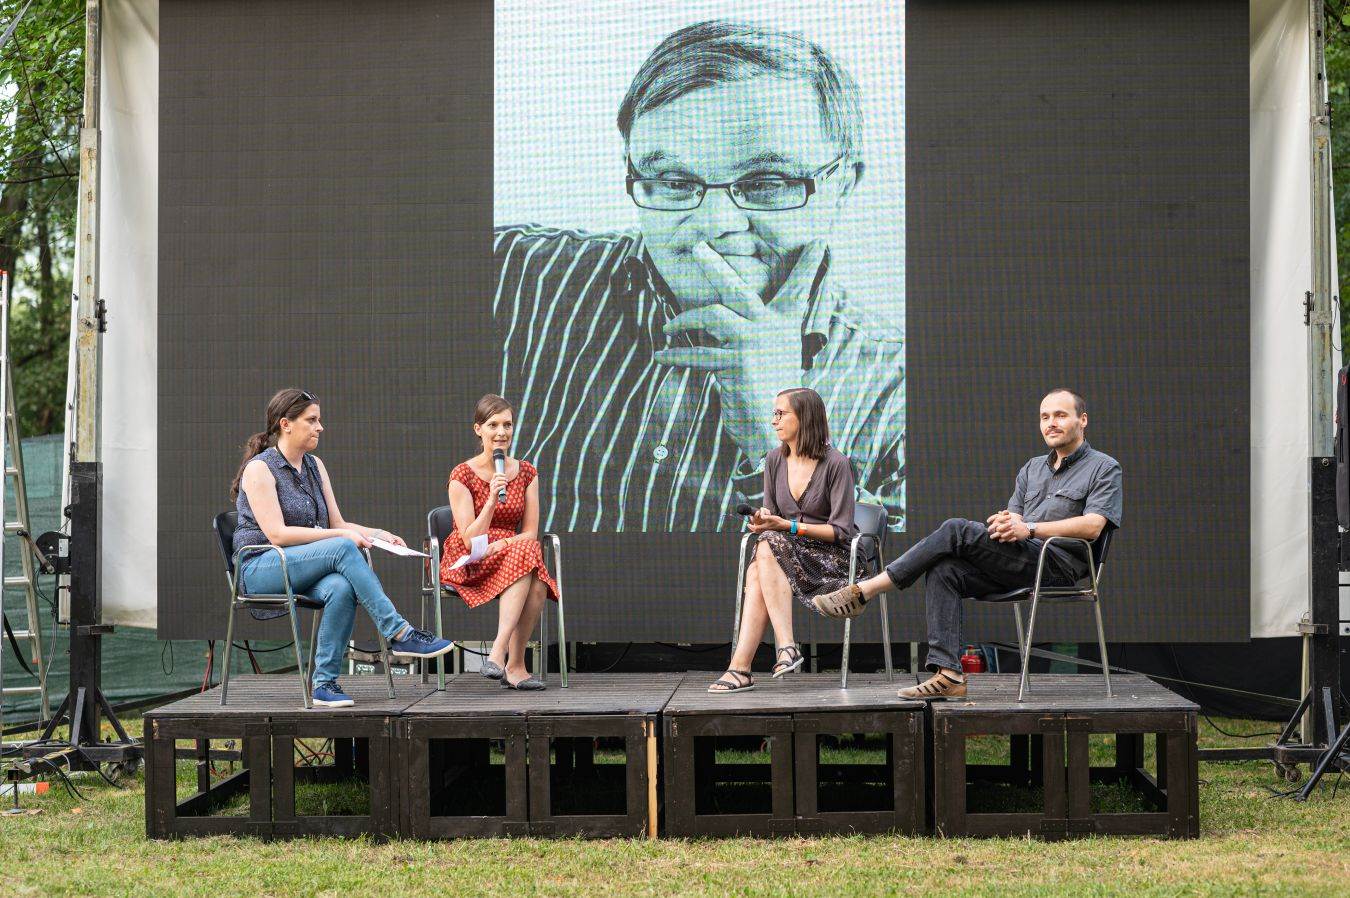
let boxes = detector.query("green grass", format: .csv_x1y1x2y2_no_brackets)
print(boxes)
1,716,1348,897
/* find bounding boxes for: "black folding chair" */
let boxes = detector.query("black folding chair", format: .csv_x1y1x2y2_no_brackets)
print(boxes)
420,505,568,689
732,502,893,688
971,528,1114,701
213,511,394,708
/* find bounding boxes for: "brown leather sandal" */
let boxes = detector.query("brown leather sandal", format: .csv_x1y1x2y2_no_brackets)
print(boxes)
898,669,967,701
707,669,755,693
812,583,867,619
771,645,805,678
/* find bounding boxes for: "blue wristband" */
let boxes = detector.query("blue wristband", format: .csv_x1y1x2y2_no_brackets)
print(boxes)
790,519,799,535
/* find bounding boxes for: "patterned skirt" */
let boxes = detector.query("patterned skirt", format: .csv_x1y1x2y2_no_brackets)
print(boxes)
758,530,853,615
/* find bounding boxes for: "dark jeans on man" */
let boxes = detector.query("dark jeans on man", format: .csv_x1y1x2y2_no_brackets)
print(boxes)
883,518,1077,672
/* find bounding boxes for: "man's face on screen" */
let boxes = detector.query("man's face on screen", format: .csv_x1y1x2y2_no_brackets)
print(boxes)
627,76,858,309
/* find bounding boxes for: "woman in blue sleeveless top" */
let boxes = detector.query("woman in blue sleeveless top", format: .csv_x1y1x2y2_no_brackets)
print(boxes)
231,388,454,707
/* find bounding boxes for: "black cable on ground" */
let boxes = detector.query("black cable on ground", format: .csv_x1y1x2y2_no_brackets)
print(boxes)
1166,645,1282,739
590,643,633,673
230,641,295,653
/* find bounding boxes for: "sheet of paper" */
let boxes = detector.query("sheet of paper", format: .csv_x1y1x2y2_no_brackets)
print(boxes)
448,533,489,570
369,536,430,558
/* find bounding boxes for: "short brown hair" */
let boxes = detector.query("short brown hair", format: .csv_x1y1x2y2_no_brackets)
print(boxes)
778,388,830,460
1043,388,1086,417
473,394,513,426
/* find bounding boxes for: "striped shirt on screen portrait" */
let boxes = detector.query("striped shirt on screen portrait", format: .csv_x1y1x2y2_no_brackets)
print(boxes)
494,224,905,533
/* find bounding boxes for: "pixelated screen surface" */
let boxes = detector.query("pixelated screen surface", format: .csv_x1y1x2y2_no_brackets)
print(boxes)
158,0,1248,644
493,1,905,534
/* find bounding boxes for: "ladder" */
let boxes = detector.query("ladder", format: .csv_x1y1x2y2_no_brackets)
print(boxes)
0,268,50,743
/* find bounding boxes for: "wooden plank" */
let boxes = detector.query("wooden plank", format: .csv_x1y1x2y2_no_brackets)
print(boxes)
666,673,923,716
933,718,967,837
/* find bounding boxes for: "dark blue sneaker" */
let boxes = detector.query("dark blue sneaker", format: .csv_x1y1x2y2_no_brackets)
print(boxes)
312,680,354,708
388,627,455,659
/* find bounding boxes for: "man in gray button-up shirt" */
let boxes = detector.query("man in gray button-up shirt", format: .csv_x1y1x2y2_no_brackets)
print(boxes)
811,389,1122,700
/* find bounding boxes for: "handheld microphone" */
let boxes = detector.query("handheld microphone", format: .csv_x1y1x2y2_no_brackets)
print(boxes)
735,503,754,516
492,448,507,503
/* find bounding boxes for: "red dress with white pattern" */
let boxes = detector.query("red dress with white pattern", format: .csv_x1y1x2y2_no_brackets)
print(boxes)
439,460,558,608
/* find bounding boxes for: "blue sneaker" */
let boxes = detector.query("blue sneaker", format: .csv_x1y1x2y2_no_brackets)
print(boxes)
312,680,354,708
388,627,456,659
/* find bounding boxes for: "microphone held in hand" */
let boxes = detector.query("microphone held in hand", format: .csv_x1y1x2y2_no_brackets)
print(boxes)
492,448,507,503
735,503,754,517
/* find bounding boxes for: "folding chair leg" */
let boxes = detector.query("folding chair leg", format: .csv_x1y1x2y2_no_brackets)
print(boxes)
1012,604,1026,659
557,600,568,689
1092,597,1112,698
286,602,311,709
538,590,549,685
377,632,395,699
219,606,237,706
840,618,852,689
434,589,447,692
307,609,324,702
1017,591,1042,703
879,593,894,682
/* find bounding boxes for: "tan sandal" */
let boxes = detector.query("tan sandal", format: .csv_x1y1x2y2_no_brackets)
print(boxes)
812,583,867,619
707,669,755,693
898,670,967,701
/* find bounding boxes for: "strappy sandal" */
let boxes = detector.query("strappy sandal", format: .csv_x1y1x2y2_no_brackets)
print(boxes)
707,670,755,693
897,670,967,701
771,644,805,678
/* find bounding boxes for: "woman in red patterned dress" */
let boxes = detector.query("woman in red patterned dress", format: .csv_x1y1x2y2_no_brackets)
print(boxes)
440,395,558,690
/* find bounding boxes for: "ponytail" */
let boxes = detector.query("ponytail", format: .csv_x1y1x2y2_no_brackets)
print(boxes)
229,388,320,500
230,431,273,500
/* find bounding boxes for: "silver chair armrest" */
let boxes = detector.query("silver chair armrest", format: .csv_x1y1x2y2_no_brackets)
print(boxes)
232,544,291,599
541,532,563,592
848,533,880,583
1035,536,1097,588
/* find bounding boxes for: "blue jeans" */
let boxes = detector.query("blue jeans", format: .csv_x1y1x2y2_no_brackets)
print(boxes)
240,537,409,685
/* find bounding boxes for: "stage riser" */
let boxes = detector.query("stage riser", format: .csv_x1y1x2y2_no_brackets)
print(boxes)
663,710,926,837
143,673,1199,841
931,700,1200,839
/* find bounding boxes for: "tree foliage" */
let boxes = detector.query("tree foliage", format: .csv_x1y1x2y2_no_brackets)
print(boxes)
1,0,81,436
1327,4,1350,356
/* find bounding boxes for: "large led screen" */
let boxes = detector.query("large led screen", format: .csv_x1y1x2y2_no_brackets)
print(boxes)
159,0,1248,645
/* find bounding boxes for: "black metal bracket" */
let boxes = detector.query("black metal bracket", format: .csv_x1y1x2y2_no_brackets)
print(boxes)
34,530,70,575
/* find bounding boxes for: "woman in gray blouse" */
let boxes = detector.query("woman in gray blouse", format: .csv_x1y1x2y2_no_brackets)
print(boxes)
709,388,857,693
231,388,455,708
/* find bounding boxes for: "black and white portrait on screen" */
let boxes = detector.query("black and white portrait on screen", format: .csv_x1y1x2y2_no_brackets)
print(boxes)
492,1,905,532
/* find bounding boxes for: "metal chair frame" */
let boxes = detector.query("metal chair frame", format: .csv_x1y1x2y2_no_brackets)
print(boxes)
975,531,1113,702
731,503,893,689
421,505,568,690
214,511,396,709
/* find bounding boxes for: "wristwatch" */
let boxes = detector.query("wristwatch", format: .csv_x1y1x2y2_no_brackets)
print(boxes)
1026,521,1037,538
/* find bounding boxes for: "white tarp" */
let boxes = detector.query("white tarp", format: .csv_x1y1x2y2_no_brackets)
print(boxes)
97,0,1318,637
1250,0,1315,637
99,0,157,629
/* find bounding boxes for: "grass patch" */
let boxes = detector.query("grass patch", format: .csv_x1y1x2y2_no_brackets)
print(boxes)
0,715,1347,896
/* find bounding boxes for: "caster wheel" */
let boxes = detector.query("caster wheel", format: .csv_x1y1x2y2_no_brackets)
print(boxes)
1274,761,1301,783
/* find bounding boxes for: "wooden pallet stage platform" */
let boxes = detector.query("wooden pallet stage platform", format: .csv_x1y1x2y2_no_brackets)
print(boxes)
143,671,1197,840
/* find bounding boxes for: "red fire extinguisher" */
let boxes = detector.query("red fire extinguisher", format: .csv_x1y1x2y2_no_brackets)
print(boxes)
960,645,986,674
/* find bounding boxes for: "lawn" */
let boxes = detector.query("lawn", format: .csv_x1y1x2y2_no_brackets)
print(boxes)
1,715,1347,897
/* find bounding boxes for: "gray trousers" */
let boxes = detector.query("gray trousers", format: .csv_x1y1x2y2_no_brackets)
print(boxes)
883,518,1074,672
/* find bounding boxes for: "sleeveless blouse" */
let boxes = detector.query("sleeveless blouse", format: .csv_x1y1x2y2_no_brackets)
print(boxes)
233,447,329,553
439,460,558,608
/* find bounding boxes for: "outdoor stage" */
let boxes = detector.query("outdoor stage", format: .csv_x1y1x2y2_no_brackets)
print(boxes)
143,671,1199,841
